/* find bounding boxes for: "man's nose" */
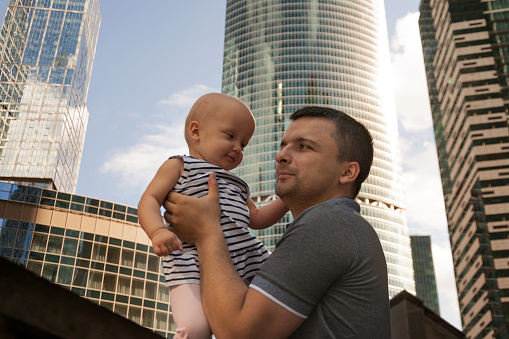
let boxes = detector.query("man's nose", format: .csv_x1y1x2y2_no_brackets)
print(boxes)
275,146,289,163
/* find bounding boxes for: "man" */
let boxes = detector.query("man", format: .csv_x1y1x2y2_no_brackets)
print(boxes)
164,106,391,338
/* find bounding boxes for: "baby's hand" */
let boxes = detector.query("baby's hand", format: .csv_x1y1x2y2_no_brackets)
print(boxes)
151,228,183,256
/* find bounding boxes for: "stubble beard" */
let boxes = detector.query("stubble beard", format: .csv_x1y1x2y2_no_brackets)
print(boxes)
275,179,298,202
277,177,323,212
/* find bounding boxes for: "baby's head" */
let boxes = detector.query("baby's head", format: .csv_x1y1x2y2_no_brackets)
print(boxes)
185,93,255,171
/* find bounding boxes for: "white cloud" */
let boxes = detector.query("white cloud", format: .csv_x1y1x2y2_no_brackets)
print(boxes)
391,12,433,132
432,242,462,329
158,84,217,107
401,132,447,234
100,123,188,191
399,130,462,328
398,130,462,326
389,11,462,330
99,85,216,196
399,127,462,327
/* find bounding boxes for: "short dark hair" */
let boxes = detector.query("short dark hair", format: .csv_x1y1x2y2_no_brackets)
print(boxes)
290,106,373,197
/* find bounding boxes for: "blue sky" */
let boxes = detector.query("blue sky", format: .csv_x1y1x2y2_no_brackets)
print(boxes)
0,0,463,329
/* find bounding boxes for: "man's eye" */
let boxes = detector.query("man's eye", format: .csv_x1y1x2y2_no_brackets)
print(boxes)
300,144,309,149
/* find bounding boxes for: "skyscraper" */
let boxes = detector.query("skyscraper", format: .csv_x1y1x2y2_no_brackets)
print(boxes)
419,0,509,337
222,0,415,297
411,235,440,315
0,0,100,193
0,182,178,337
0,3,185,335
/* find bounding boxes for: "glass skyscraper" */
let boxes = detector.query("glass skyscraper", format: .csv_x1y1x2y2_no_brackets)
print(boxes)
419,0,509,337
0,0,100,193
410,235,440,315
222,0,415,297
0,2,182,337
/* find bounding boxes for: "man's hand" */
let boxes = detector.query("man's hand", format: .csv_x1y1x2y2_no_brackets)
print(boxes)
163,173,222,245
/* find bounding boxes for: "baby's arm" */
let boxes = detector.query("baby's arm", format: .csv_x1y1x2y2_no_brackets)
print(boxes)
138,158,184,256
247,198,288,230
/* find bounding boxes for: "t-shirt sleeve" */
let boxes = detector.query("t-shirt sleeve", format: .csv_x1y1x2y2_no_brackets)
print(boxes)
250,205,356,318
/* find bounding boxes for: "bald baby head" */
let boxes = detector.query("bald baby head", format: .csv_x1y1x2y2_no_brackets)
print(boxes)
184,93,254,144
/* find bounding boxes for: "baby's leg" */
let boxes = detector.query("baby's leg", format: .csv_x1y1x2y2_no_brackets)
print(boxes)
169,283,212,339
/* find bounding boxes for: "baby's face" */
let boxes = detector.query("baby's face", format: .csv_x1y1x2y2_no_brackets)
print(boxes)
195,100,255,171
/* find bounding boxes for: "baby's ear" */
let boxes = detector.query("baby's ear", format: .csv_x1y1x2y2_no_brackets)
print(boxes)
189,121,200,140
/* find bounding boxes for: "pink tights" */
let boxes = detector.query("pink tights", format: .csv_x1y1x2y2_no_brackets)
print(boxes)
169,284,212,339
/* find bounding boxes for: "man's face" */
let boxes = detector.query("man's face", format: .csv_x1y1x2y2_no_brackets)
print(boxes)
275,117,346,213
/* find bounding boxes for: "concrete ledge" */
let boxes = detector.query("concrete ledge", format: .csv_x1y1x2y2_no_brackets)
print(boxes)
390,290,465,339
0,257,161,339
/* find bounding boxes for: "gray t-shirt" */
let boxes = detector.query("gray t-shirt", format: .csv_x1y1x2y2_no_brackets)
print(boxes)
250,198,391,338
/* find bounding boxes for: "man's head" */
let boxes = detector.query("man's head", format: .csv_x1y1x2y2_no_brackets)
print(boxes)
275,106,373,216
290,106,373,197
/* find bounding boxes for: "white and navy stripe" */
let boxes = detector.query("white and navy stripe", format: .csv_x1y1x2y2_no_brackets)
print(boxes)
162,155,270,286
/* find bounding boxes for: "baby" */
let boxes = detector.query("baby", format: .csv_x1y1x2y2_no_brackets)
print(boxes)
138,93,288,339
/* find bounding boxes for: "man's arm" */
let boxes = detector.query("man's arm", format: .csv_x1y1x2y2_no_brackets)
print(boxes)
164,174,304,338
196,219,303,338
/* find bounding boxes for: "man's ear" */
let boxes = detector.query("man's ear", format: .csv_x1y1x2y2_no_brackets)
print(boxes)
339,162,360,185
189,121,200,141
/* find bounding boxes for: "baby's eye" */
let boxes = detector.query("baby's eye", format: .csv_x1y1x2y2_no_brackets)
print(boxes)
225,132,234,138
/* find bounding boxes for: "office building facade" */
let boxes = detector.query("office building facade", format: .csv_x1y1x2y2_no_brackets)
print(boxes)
419,0,509,337
222,0,415,297
0,0,100,193
411,235,440,315
0,1,179,337
0,182,178,337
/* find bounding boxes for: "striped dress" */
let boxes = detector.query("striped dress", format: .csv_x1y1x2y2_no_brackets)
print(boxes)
162,155,270,287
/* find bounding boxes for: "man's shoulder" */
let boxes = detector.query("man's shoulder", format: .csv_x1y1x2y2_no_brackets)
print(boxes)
293,198,363,228
288,198,381,253
304,198,359,215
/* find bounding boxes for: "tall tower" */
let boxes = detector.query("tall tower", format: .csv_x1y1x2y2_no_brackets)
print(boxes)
222,0,415,297
410,235,440,315
0,0,101,193
419,0,509,337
